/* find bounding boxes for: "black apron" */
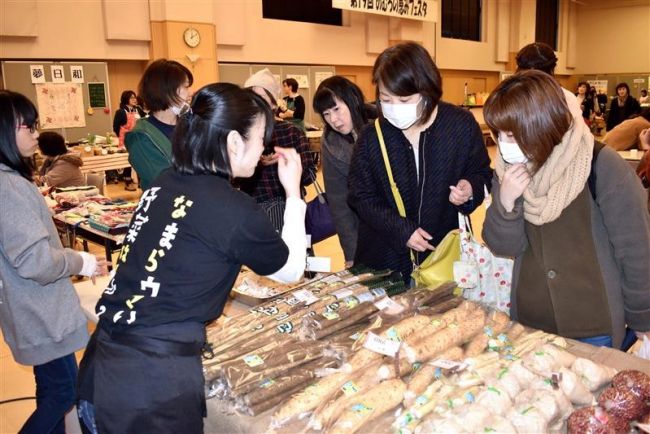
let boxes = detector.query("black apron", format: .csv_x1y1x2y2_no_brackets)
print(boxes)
78,322,206,434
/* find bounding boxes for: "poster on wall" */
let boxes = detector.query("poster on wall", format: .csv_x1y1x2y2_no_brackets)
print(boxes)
35,83,86,129
30,65,46,83
286,74,309,89
88,82,107,108
51,65,65,83
331,0,435,22
314,71,334,89
587,80,608,95
70,65,85,83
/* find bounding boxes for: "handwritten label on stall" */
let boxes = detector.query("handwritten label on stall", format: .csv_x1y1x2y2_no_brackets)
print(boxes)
363,331,400,356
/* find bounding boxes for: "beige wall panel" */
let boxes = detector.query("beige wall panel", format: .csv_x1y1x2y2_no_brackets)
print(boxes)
214,0,246,46
107,60,148,109
0,0,37,37
495,0,510,63
440,70,500,105
102,0,151,41
335,65,375,103
0,0,149,59
575,4,650,74
365,14,389,54
149,0,214,23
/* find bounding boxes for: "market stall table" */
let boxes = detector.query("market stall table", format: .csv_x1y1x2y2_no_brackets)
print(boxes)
53,213,124,264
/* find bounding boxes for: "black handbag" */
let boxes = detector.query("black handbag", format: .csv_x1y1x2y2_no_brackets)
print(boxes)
305,180,337,244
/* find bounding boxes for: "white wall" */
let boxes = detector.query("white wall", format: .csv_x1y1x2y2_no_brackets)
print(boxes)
574,3,650,74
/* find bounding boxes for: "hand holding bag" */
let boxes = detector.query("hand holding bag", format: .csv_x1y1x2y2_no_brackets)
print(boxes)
454,211,514,313
305,179,337,244
376,119,460,288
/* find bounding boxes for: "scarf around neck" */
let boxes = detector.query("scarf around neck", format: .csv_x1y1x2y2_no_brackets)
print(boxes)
495,116,594,225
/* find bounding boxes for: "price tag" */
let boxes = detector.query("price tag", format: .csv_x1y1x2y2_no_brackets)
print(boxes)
351,403,373,414
341,381,360,396
373,297,404,314
342,275,361,284
323,311,340,320
293,289,319,306
370,287,387,298
356,291,374,303
363,331,401,356
333,288,354,300
430,359,464,370
323,274,343,284
243,354,264,367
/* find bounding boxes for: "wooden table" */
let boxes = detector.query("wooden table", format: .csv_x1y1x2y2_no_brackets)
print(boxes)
53,214,124,265
79,152,131,174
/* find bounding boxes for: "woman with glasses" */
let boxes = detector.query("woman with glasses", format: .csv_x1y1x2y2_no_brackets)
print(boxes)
126,59,193,190
77,83,307,433
0,90,108,434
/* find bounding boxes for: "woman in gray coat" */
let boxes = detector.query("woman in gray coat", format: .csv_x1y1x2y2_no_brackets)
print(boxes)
313,76,376,266
0,90,107,433
482,71,650,349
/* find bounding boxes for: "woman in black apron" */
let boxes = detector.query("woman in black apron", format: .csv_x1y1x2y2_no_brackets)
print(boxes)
78,83,307,434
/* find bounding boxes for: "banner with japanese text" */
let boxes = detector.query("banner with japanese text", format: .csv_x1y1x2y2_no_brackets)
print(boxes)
332,0,436,22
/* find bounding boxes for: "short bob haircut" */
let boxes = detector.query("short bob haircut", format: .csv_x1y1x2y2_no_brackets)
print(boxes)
576,81,590,92
483,70,572,172
0,90,38,181
138,59,193,113
282,78,299,93
119,90,137,109
372,41,442,126
313,76,369,138
172,83,274,179
615,82,630,95
515,42,557,75
38,131,68,157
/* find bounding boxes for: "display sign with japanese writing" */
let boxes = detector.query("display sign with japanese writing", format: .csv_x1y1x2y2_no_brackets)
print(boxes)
88,82,107,108
51,65,65,83
331,0,436,22
30,65,46,83
70,65,84,83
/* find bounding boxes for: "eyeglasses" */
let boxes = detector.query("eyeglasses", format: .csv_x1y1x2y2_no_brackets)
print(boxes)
17,121,40,134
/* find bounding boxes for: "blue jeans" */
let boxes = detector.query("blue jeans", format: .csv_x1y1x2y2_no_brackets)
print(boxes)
19,353,78,434
576,334,613,348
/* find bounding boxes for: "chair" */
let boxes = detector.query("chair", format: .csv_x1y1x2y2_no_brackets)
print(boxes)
85,171,105,195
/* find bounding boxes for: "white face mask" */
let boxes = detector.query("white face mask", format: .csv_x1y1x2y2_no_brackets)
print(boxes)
498,138,528,164
171,101,189,116
381,99,420,130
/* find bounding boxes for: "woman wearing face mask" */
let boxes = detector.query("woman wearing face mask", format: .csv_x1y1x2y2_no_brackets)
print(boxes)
77,83,306,434
313,76,377,266
126,59,193,190
483,70,650,350
348,42,492,283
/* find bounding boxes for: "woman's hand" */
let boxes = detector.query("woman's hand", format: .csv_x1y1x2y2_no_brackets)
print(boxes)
639,128,650,150
449,179,473,205
500,163,531,212
260,153,279,166
275,147,302,199
406,227,435,252
91,258,111,284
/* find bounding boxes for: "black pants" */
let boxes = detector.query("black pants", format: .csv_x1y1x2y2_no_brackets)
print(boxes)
78,325,206,434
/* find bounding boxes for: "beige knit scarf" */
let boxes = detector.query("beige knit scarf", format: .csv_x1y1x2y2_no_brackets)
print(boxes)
495,117,594,225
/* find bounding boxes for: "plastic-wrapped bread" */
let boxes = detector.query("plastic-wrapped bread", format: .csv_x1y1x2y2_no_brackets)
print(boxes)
509,360,539,387
522,347,562,377
475,385,513,416
328,378,406,434
507,406,549,434
514,388,561,424
491,367,522,399
540,343,576,368
463,310,510,358
450,404,491,432
505,322,526,341
403,347,463,407
477,415,517,433
416,417,465,434
558,367,594,405
271,371,349,427
611,369,650,401
571,357,617,392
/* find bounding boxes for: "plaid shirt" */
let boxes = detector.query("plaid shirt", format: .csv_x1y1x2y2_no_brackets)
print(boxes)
239,120,316,203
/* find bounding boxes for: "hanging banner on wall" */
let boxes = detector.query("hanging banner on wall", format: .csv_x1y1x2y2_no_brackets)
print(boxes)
30,65,46,83
331,0,436,22
51,65,65,83
70,65,85,83
314,71,334,89
35,83,86,129
587,80,608,95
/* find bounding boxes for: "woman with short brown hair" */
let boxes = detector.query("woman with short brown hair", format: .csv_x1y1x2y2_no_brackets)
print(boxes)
482,70,650,349
348,41,492,282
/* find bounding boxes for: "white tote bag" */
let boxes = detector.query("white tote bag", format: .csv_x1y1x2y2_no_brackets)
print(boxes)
453,212,514,314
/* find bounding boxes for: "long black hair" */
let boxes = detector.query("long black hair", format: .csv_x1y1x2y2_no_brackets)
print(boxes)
172,83,274,178
0,90,38,180
313,76,369,140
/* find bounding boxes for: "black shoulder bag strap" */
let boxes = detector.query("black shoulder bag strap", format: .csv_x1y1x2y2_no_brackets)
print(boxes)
588,141,606,201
